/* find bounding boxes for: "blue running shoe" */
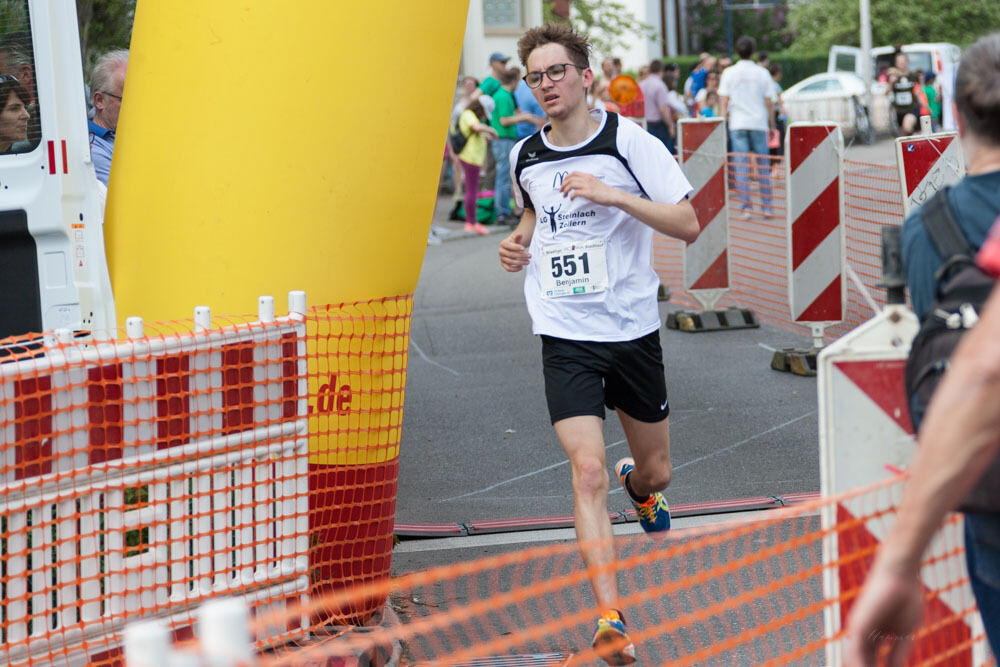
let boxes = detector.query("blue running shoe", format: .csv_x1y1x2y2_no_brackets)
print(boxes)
615,457,671,533
591,610,636,665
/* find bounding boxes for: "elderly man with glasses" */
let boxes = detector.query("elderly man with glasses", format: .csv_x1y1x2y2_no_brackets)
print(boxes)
88,49,128,186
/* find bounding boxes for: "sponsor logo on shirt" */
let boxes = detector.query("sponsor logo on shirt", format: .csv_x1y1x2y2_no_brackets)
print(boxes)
554,209,596,230
538,202,596,234
541,203,562,234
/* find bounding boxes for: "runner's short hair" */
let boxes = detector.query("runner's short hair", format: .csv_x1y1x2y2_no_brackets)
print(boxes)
517,22,591,70
954,31,1000,145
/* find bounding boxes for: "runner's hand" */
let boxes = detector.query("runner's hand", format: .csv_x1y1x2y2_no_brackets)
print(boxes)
559,172,619,206
499,232,531,272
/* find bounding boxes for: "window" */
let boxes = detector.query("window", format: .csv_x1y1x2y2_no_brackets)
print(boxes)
800,78,842,94
483,0,522,30
0,0,41,154
905,51,932,74
834,53,857,73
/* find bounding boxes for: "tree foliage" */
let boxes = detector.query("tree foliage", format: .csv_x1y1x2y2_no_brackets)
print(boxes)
0,2,28,34
685,0,793,55
76,0,135,74
787,0,1000,52
543,0,657,60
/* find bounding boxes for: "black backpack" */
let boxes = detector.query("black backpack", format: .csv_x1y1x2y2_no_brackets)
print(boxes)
448,121,470,155
903,187,998,512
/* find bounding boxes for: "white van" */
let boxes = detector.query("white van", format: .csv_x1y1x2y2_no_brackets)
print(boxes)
828,43,961,130
0,2,112,343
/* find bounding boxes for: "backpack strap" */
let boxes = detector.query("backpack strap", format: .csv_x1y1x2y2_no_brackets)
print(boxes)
920,186,972,261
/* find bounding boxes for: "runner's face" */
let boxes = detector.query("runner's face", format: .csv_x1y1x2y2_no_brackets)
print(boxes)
526,43,591,120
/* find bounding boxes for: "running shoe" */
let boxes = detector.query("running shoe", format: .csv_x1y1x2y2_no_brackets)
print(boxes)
615,457,671,533
591,610,636,665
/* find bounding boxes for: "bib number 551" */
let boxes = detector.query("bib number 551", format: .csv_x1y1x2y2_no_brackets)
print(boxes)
550,252,590,278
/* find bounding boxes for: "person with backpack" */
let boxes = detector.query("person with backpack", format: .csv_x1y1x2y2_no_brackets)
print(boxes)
846,31,1000,664
453,97,498,234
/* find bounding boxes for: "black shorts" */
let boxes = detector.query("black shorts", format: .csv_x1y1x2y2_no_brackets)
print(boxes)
541,330,669,424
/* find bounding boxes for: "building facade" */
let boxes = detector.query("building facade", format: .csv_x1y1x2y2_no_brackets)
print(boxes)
460,0,686,80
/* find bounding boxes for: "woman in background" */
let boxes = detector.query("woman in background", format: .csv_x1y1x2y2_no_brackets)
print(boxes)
455,97,498,234
0,75,31,154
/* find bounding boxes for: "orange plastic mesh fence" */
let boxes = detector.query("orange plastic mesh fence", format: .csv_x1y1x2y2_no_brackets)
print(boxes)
654,156,904,342
0,295,412,665
158,475,983,666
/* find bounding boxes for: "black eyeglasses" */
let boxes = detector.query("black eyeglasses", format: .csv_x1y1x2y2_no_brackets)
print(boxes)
101,91,122,100
0,74,19,84
523,63,584,89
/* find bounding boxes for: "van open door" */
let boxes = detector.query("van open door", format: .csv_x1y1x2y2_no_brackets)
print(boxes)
0,1,113,342
828,46,864,77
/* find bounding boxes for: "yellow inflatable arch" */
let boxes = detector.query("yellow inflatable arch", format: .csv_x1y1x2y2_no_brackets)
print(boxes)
106,1,468,622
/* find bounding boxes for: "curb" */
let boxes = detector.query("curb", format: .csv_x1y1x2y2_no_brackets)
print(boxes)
395,492,820,539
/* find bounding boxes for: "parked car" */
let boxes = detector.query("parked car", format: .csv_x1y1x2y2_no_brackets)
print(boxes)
781,71,890,144
829,43,961,130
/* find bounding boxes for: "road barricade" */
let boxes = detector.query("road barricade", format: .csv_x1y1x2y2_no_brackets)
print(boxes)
818,304,988,665
654,140,898,349
666,118,758,333
896,131,965,216
0,291,413,665
786,123,845,344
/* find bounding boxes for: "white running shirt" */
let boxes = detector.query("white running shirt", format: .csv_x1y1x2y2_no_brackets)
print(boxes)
510,109,692,342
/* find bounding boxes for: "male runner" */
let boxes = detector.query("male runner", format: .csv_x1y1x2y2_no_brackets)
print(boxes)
498,23,700,665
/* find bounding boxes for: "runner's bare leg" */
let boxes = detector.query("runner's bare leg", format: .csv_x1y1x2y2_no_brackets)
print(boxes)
553,415,619,609
617,412,672,498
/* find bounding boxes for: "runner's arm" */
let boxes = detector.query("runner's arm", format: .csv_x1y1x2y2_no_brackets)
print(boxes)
558,172,700,243
499,209,536,272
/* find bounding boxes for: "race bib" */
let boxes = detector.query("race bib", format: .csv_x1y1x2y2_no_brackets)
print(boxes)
539,238,608,297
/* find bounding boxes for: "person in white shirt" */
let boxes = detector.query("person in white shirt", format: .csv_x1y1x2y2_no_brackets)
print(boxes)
498,22,699,665
718,35,776,214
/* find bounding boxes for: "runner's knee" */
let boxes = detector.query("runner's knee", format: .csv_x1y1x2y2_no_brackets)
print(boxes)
572,456,609,498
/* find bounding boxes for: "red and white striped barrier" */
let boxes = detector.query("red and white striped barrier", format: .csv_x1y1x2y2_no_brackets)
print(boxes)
678,118,730,311
786,123,845,347
896,131,965,217
819,305,988,666
0,294,309,665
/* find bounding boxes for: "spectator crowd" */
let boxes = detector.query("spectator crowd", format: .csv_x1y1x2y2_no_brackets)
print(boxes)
442,37,788,233
0,27,127,193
